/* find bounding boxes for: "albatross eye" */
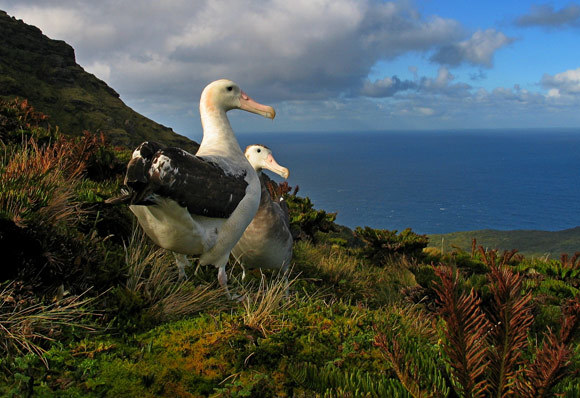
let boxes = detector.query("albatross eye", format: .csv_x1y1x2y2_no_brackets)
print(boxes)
256,148,261,153
227,86,233,92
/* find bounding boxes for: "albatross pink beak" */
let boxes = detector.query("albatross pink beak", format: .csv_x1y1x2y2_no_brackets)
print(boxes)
239,91,276,119
263,153,289,179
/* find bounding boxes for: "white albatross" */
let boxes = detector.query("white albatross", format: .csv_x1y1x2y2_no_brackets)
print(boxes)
107,79,275,297
231,144,293,281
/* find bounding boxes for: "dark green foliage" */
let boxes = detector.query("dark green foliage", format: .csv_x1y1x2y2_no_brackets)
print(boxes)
0,98,55,145
285,190,337,241
355,226,429,265
374,331,450,397
413,264,438,289
289,362,409,397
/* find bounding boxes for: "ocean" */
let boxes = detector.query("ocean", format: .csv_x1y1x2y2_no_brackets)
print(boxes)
237,130,580,234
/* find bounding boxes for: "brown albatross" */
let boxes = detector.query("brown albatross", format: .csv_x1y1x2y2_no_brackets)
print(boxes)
231,144,293,281
107,79,275,297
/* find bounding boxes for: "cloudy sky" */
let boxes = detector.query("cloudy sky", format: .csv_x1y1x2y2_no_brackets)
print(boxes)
2,0,580,140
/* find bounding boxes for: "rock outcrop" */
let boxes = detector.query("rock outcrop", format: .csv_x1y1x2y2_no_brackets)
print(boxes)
0,10,199,152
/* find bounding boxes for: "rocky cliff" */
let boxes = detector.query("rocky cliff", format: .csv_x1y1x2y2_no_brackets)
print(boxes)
0,10,198,152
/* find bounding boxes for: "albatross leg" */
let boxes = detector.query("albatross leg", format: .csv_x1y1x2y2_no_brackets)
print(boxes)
217,265,232,299
173,252,191,280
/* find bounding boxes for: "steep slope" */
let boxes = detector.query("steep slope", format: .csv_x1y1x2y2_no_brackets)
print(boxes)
0,10,198,152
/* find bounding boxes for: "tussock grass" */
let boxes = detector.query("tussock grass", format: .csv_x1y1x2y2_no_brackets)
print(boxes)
293,241,416,306
124,229,227,322
0,138,83,227
239,269,297,336
0,282,96,367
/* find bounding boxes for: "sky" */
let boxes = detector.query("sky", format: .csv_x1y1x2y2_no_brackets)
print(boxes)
2,0,580,141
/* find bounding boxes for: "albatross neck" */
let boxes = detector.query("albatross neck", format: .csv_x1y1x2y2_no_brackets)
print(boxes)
198,106,244,157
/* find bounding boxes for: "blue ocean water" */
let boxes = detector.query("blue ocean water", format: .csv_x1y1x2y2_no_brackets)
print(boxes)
238,130,580,234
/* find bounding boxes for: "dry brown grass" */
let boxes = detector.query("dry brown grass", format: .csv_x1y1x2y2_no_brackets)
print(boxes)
240,270,297,336
0,282,96,367
124,229,227,321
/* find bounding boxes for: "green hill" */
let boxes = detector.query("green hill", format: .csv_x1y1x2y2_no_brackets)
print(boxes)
0,10,198,153
429,226,580,257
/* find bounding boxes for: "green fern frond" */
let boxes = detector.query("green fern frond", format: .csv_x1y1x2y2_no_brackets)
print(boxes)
289,362,408,397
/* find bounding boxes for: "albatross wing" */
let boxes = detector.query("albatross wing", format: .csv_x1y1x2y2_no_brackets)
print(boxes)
109,142,249,219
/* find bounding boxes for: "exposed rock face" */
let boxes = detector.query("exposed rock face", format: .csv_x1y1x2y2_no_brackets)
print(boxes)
0,10,199,152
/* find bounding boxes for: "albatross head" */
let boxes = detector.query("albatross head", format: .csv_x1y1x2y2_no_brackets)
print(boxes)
245,144,289,179
201,79,276,119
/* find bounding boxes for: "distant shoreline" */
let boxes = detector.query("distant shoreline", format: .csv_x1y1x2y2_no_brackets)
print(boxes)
427,226,580,257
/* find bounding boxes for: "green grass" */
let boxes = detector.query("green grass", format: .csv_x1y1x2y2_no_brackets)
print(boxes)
1,86,579,398
429,227,580,258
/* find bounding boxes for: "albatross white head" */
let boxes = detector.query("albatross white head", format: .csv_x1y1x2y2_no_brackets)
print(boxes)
198,79,276,155
245,144,289,179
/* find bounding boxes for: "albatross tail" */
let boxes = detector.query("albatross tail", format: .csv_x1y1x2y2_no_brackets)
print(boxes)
105,141,164,206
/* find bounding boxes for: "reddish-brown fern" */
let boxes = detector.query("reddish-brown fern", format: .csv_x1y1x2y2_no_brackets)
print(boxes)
374,333,429,398
516,331,570,397
487,264,533,398
560,252,580,270
434,266,490,398
515,296,579,397
477,246,520,268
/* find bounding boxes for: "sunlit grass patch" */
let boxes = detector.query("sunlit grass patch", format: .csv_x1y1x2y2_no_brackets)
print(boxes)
239,270,297,336
0,138,83,227
293,240,416,306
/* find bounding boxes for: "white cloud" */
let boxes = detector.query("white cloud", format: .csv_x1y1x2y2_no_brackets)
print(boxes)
541,67,580,95
2,1,580,132
430,29,515,68
360,76,416,97
3,0,463,104
85,61,111,82
10,6,116,52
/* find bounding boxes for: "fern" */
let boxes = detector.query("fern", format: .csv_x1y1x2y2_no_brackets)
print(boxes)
289,362,408,397
486,263,534,398
515,331,571,397
374,330,449,398
433,266,490,398
514,296,579,397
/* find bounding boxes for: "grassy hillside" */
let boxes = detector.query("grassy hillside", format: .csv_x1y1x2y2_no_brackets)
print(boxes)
0,10,198,153
429,227,580,258
1,101,579,396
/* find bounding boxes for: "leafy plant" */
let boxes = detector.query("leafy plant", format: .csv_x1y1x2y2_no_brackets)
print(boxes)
432,264,578,398
0,98,54,144
486,262,534,398
355,227,429,265
434,266,490,398
289,361,408,397
281,184,337,241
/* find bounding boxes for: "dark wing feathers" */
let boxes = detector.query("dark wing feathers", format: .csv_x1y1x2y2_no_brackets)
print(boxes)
107,143,248,219
106,142,164,205
149,147,248,218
